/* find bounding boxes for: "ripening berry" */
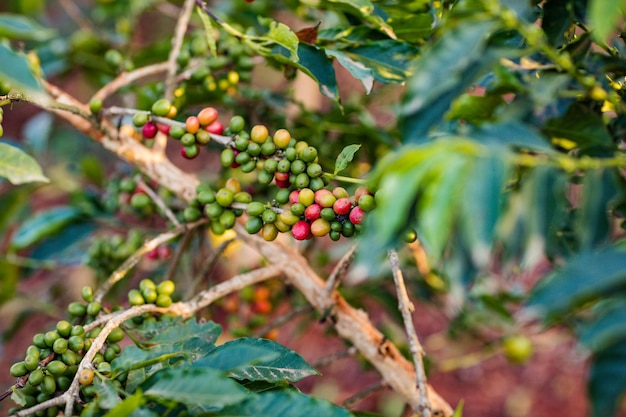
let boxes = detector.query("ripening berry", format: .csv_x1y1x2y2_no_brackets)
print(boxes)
197,107,219,126
273,129,291,148
332,187,349,199
314,189,336,208
333,198,352,215
304,204,322,221
292,220,311,240
311,218,331,237
349,206,365,225
251,124,269,144
181,145,199,159
142,121,158,139
186,116,200,134
151,99,172,117
262,223,279,241
298,188,315,206
206,120,224,135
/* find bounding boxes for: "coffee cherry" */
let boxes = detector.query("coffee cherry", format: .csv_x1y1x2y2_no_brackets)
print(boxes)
81,286,94,303
47,361,68,376
290,203,305,217
298,189,315,206
53,338,68,354
184,207,202,222
56,376,71,391
349,206,365,225
292,220,311,240
258,170,274,185
71,325,86,337
89,97,103,114
311,218,331,237
333,198,352,215
128,289,145,306
197,107,218,126
241,160,256,173
342,221,355,237
235,151,251,165
304,204,322,221
262,208,277,224
251,125,269,144
68,335,84,352
503,335,533,364
247,142,261,157
205,203,224,218
295,173,310,188
273,129,291,148
309,177,325,191
216,188,234,207
275,188,291,204
205,120,224,135
245,216,264,234
132,112,148,127
261,223,279,241
157,280,175,296
86,301,101,317
10,362,28,377
33,333,47,348
156,294,172,307
300,146,318,163
79,369,95,386
402,228,418,243
26,345,40,359
279,211,300,226
247,201,266,216
358,194,376,211
220,209,236,228
181,144,199,159
196,129,211,145
221,148,235,167
198,189,216,204
107,327,125,343
181,133,196,146
290,159,306,175
274,219,292,232
130,193,151,209
56,320,72,338
261,140,276,156
332,187,349,199
234,136,249,151
169,125,186,139
24,354,39,371
284,147,297,161
28,369,44,386
186,116,200,134
151,99,172,117
314,190,336,208
44,331,60,348
229,115,245,133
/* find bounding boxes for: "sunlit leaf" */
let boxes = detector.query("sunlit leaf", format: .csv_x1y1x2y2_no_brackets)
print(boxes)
0,143,49,185
11,206,83,250
0,13,56,41
334,144,362,175
0,44,44,92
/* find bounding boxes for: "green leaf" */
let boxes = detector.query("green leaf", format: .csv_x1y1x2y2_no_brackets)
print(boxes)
541,0,575,46
0,143,49,185
102,392,144,417
542,103,614,150
589,340,626,417
467,122,553,151
460,156,508,267
334,144,362,175
143,368,250,409
266,21,299,62
588,0,624,44
219,390,353,417
400,19,498,142
0,13,56,41
321,0,396,39
93,378,122,410
196,338,319,383
0,44,43,92
445,93,506,124
340,40,419,84
526,247,626,321
296,44,339,102
326,48,374,94
11,206,83,250
149,317,221,346
579,303,626,353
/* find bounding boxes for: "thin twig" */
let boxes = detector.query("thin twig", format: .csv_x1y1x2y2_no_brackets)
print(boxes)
164,227,194,283
311,346,357,368
164,0,196,101
324,241,358,296
94,220,206,303
253,304,314,338
188,238,236,297
136,177,181,227
388,249,432,417
343,380,387,408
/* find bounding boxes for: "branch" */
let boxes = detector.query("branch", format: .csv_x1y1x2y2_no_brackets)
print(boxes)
39,81,453,417
164,0,196,101
388,249,432,417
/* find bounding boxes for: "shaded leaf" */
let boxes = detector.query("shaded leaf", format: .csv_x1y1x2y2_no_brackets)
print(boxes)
446,93,506,124
467,122,552,151
334,144,362,175
0,143,49,185
321,0,396,39
526,247,626,321
150,317,221,346
102,392,144,417
266,21,299,62
400,20,498,142
219,390,353,417
589,340,626,417
542,0,575,46
296,44,339,102
11,206,83,250
196,338,319,383
341,40,419,84
579,304,626,353
0,44,44,92
326,48,374,93
542,103,613,150
0,13,56,41
143,368,250,409
93,378,122,410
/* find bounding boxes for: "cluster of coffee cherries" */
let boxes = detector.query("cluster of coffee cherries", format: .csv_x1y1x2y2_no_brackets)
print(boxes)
128,278,176,310
86,229,144,278
8,287,124,416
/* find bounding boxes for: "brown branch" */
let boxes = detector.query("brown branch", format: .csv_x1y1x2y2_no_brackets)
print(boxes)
39,81,453,417
388,249,432,417
164,0,196,101
92,62,170,103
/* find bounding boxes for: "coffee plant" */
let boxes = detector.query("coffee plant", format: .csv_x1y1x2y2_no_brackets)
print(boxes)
2,0,626,416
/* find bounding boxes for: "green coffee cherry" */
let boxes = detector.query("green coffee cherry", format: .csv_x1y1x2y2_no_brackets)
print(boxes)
81,286,94,303
10,362,28,377
68,302,87,317
86,301,101,317
33,333,47,348
68,335,85,352
53,338,68,354
56,320,72,337
47,360,68,376
128,289,145,306
107,327,125,344
44,331,60,348
245,216,263,234
156,294,172,308
41,375,56,395
28,369,44,386
157,280,175,296
24,354,39,371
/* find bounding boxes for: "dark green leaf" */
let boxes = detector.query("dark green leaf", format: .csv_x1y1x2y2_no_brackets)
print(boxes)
11,206,83,250
386,12,433,43
0,13,56,41
196,338,319,383
143,368,250,409
541,0,575,46
321,0,396,39
326,48,374,93
0,44,44,92
588,0,624,44
341,40,419,84
219,390,353,417
526,247,626,321
460,156,508,267
334,144,362,175
589,340,626,417
400,20,498,142
149,317,221,346
542,103,613,150
0,143,49,185
579,304,626,353
296,44,339,102
574,169,620,251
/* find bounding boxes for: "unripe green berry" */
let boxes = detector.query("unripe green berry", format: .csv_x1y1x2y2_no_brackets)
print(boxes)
247,142,261,156
183,206,202,222
132,112,149,127
130,193,151,209
24,354,39,371
245,216,264,234
151,99,172,117
89,97,103,114
28,369,44,386
156,294,173,308
240,159,257,173
157,280,175,296
142,287,158,303
275,188,291,204
46,360,68,376
235,151,251,165
247,201,266,216
262,209,277,224
44,331,60,348
181,133,196,146
261,140,276,156
107,327,125,344
261,223,279,241
81,286,94,303
220,209,236,229
306,163,323,178
68,335,84,352
290,203,305,217
10,361,28,377
290,159,306,174
86,301,101,317
26,345,40,359
216,188,234,207
67,302,86,317
198,189,216,204
220,148,235,167
300,146,318,163
263,158,278,173
53,338,68,354
277,159,291,173
229,115,245,133
169,125,186,139
204,202,224,218
128,289,145,306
